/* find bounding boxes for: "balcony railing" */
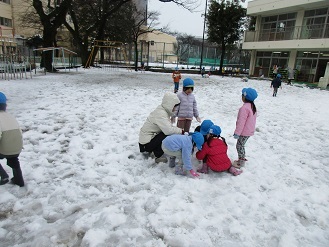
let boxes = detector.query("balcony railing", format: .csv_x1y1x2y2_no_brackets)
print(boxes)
244,24,329,42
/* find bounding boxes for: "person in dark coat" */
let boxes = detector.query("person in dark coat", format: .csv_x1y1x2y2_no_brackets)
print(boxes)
271,74,282,97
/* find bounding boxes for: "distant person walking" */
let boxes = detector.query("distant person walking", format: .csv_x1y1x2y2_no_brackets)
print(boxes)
271,74,282,97
287,67,294,85
140,61,145,73
272,64,278,78
259,66,264,78
201,67,206,78
172,67,182,93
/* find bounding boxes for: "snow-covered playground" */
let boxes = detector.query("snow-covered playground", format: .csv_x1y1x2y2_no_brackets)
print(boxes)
0,68,328,247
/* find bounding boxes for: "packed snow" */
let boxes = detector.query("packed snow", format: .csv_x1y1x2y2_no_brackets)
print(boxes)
0,68,328,247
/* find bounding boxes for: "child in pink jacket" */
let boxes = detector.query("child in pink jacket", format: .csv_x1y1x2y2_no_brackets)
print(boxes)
232,88,258,168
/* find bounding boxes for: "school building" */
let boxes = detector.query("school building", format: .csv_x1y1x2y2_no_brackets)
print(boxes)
0,0,178,67
243,0,329,84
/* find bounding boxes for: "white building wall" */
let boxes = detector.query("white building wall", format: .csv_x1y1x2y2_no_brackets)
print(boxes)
247,0,329,15
243,0,329,82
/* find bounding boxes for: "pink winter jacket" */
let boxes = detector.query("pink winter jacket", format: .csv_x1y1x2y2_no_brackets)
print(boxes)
234,103,257,137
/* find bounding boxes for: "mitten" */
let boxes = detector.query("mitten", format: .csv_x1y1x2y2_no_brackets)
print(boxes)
233,134,240,139
189,169,200,178
196,117,202,123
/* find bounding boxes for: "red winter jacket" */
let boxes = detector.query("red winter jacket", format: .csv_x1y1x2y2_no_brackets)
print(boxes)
196,138,231,172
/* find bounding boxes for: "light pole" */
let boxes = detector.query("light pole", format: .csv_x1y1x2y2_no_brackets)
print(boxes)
200,0,208,74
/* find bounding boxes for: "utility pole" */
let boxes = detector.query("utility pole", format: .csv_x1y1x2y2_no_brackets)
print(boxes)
200,0,208,74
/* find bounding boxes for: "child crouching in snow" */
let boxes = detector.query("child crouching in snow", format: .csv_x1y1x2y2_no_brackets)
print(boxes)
161,132,204,178
196,125,242,176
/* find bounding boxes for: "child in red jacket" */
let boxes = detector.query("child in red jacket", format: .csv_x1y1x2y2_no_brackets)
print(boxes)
196,125,242,176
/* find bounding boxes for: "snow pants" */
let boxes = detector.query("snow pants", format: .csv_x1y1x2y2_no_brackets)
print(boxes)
139,132,167,158
0,154,24,187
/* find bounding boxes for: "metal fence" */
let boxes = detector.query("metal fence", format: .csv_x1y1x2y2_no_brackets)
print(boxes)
0,54,34,80
244,24,329,42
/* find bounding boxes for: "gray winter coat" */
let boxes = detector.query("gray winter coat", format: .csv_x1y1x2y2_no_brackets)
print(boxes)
174,91,199,119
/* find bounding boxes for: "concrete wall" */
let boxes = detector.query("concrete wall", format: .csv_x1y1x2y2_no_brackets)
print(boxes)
247,0,329,16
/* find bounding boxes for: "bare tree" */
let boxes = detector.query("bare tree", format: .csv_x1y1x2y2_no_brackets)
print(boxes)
63,0,131,67
17,0,199,70
175,34,198,65
128,5,160,71
31,0,73,71
158,0,199,11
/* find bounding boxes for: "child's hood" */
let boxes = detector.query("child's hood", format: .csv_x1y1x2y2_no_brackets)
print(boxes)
161,92,180,113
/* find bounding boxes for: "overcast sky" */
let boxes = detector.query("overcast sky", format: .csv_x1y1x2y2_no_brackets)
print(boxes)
148,0,249,37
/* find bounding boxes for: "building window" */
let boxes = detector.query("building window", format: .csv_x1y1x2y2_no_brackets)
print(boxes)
255,51,290,77
260,13,297,41
302,7,329,39
0,0,11,4
295,51,329,83
0,17,12,27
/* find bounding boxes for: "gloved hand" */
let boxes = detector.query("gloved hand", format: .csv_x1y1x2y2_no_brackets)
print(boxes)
189,169,200,178
233,134,240,139
196,117,202,123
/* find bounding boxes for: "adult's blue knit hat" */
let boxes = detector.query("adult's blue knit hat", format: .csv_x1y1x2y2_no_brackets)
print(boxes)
208,125,221,136
183,78,194,87
0,92,7,104
242,88,258,102
200,119,214,135
192,132,204,150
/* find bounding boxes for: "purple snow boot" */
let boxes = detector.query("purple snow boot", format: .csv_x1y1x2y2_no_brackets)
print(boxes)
175,165,187,176
197,163,209,174
229,166,243,176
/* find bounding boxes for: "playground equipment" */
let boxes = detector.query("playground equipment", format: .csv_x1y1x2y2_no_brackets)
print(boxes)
85,40,130,69
33,47,80,72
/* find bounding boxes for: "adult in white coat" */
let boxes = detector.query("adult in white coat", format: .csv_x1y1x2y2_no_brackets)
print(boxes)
139,92,184,163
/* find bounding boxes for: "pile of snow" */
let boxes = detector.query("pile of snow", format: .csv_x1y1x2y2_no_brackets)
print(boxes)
0,69,328,246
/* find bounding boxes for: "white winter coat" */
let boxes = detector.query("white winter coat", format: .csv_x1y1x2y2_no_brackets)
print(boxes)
139,92,183,144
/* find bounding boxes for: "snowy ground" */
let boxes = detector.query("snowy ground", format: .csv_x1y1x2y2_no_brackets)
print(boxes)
0,68,328,247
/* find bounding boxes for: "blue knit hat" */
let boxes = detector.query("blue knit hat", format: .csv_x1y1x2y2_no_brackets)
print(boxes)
192,132,204,150
208,125,221,136
277,74,282,78
183,78,194,87
242,88,258,102
175,67,179,70
0,92,7,104
200,120,214,135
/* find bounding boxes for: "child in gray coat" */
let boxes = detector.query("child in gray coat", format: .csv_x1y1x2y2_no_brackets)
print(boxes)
173,78,201,132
